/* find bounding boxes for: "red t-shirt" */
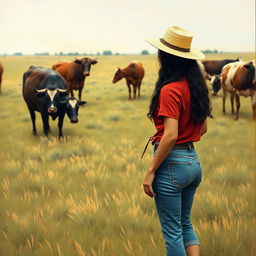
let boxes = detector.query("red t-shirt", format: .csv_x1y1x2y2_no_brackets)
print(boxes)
152,79,201,144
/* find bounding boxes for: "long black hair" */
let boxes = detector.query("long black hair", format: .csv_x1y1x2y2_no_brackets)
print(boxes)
148,50,213,123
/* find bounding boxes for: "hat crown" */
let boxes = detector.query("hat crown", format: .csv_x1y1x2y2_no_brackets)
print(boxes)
163,26,193,50
145,25,205,59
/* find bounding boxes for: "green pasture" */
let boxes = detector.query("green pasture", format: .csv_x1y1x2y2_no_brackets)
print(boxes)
0,53,255,256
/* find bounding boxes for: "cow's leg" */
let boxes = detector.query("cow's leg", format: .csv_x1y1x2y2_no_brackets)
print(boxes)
47,122,51,133
230,94,235,114
28,106,37,135
222,89,227,114
253,105,256,120
234,94,240,120
78,84,85,102
67,81,74,98
58,113,65,138
251,93,256,120
70,88,74,98
41,112,49,136
78,88,83,101
133,84,137,99
126,82,131,100
138,82,141,98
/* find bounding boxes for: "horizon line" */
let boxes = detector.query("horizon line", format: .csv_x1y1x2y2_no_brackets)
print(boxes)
0,51,254,57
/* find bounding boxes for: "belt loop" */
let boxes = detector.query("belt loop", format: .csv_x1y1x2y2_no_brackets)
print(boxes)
188,143,192,152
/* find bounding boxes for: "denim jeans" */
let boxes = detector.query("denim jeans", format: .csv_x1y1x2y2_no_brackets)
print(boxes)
152,147,202,256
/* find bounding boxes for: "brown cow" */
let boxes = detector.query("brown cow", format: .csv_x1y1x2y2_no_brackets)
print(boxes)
112,61,145,99
221,60,256,120
0,62,3,94
52,57,97,101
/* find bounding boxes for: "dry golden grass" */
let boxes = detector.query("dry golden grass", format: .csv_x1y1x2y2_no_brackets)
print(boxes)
0,53,255,256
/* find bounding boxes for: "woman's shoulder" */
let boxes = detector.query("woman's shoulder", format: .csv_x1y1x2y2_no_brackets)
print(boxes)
162,79,189,94
165,79,188,88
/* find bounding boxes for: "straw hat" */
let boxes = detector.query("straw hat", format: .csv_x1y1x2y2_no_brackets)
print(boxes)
146,26,205,60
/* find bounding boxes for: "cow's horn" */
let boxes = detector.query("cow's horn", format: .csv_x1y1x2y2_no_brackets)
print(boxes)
36,88,47,93
57,88,68,92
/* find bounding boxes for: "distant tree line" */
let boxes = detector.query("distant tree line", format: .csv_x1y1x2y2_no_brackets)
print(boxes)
35,52,49,56
202,49,224,54
141,50,149,55
0,50,161,56
55,52,87,56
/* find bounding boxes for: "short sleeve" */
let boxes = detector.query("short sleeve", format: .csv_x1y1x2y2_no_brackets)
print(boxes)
157,87,181,120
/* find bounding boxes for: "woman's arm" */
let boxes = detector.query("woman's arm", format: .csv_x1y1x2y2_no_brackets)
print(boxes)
143,117,178,197
200,119,208,136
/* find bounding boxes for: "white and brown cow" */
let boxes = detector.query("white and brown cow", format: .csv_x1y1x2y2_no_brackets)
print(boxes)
220,60,256,120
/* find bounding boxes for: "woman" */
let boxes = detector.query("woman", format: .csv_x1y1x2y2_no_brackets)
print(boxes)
143,26,212,256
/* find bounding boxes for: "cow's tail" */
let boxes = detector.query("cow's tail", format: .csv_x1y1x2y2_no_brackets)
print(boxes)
22,69,32,87
22,72,28,87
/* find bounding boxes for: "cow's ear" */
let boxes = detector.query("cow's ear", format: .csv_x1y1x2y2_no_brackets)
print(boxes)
74,59,82,64
91,59,97,65
244,62,253,70
35,92,46,97
78,101,87,105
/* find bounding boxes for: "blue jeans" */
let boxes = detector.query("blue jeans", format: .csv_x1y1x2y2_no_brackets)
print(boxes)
152,147,202,256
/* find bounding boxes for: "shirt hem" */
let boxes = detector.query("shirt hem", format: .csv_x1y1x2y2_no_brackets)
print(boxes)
157,112,179,120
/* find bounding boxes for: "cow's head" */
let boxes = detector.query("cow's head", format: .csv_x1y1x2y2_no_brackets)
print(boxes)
36,88,68,114
211,75,221,96
60,97,86,123
112,68,124,83
244,61,256,88
74,58,97,76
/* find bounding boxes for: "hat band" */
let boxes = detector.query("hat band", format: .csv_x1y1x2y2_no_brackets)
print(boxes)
160,38,190,53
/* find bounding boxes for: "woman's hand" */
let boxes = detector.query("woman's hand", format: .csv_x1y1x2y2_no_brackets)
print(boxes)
143,170,156,198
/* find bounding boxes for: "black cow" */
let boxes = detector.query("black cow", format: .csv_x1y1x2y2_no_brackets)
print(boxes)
62,97,86,123
22,66,85,137
210,75,221,96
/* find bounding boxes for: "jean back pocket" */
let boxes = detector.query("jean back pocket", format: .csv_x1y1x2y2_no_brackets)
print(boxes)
168,160,193,188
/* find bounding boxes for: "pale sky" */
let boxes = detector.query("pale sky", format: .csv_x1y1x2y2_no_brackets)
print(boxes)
0,0,255,54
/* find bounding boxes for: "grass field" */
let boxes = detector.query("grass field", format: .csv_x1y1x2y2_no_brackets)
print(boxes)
0,53,255,256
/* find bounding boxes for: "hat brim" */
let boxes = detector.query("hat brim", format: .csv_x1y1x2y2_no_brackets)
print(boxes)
145,38,205,60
